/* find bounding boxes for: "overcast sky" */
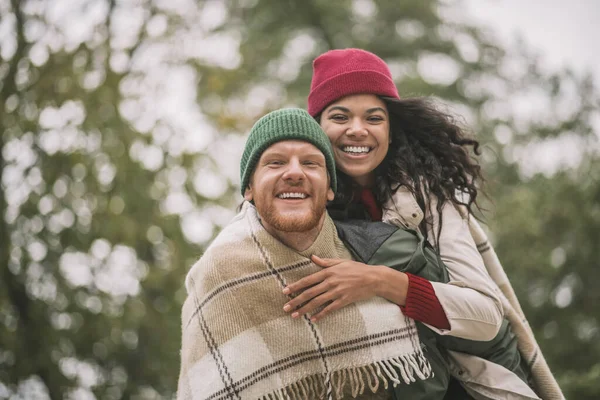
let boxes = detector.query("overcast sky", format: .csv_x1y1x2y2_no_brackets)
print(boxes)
463,0,600,80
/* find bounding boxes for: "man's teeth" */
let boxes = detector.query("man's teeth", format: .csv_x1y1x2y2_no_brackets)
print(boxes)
343,146,371,154
278,192,307,199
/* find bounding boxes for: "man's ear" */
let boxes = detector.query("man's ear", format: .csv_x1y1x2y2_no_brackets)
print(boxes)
244,186,253,201
325,171,335,201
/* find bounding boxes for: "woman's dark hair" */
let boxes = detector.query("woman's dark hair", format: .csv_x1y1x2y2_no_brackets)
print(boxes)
325,96,485,250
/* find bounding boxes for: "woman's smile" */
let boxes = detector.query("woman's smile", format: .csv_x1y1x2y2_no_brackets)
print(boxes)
340,145,373,155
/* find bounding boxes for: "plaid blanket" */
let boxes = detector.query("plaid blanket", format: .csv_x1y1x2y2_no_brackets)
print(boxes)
177,202,432,400
462,215,565,400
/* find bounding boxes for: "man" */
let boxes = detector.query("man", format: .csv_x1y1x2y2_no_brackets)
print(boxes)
177,108,450,400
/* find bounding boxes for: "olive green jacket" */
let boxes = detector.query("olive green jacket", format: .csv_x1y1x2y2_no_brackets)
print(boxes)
335,219,536,400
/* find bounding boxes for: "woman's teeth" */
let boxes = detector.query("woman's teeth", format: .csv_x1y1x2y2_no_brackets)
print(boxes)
278,192,307,199
342,146,371,154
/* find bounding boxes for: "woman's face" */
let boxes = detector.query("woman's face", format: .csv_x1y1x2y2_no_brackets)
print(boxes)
319,94,390,187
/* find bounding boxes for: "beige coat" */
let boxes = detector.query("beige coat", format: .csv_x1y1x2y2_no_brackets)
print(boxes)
382,187,564,400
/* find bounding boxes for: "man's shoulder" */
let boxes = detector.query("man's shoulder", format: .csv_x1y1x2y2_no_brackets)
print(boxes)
207,217,248,251
184,207,253,292
202,204,256,253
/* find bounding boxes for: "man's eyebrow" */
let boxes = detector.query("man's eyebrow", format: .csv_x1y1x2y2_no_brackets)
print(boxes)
261,151,325,159
303,153,326,160
260,152,285,159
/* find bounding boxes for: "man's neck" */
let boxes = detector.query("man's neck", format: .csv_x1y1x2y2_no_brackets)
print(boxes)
261,216,325,252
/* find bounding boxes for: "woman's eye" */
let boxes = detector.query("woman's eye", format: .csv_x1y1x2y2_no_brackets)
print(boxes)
330,114,348,122
368,116,384,122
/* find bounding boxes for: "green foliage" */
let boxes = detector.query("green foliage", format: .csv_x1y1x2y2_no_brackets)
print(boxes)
1,0,598,399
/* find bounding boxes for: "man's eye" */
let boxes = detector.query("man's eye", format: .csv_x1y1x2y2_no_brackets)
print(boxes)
267,160,284,166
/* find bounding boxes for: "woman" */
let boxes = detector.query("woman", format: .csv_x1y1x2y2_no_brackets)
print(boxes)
283,49,562,399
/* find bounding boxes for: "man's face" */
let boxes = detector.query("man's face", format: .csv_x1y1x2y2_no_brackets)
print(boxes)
244,140,334,234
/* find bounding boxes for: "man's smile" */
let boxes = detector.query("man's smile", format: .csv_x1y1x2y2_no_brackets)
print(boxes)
276,192,309,199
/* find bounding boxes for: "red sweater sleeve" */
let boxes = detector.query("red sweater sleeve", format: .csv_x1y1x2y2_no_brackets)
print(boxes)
400,273,451,330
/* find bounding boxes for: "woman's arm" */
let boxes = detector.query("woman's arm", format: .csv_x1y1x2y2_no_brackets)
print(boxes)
382,185,503,340
371,267,449,329
283,195,502,340
424,198,504,341
397,273,451,330
281,256,396,322
281,256,452,329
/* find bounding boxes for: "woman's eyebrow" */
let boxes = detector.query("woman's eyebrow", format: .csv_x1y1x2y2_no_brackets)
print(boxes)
365,107,387,115
326,106,350,114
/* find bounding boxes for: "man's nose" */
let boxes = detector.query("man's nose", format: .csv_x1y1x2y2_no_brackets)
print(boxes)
282,159,304,182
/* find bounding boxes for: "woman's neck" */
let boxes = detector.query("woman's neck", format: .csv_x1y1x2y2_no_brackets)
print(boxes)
353,174,374,188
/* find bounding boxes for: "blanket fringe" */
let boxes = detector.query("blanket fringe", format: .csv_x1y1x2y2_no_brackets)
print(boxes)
259,353,431,400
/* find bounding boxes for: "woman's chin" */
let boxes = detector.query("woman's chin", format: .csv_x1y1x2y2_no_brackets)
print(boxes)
336,153,383,182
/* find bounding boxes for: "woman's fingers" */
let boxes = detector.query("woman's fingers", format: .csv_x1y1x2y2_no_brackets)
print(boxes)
283,258,379,322
283,270,327,295
283,281,329,312
310,299,345,322
284,257,348,295
289,290,337,319
311,255,344,268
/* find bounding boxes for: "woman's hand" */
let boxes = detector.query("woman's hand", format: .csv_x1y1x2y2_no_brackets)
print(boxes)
282,255,405,322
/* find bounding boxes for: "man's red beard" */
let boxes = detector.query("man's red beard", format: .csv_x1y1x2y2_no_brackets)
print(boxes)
257,199,326,232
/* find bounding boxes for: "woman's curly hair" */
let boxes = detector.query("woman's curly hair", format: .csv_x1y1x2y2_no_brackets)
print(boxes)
326,96,485,250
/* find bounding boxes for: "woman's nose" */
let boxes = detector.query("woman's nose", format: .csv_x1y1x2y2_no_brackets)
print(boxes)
346,119,368,137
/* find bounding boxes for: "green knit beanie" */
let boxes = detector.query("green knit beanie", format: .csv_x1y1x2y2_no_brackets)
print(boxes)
240,108,337,195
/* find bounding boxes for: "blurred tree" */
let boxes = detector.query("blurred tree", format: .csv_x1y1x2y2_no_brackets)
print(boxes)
0,0,598,399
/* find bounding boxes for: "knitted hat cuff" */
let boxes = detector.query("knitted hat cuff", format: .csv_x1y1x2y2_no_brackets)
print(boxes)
308,69,399,117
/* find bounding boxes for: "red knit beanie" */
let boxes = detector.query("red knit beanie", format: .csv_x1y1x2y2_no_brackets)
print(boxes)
307,48,400,117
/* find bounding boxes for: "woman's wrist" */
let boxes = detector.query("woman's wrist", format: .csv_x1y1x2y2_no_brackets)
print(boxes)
373,265,409,306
